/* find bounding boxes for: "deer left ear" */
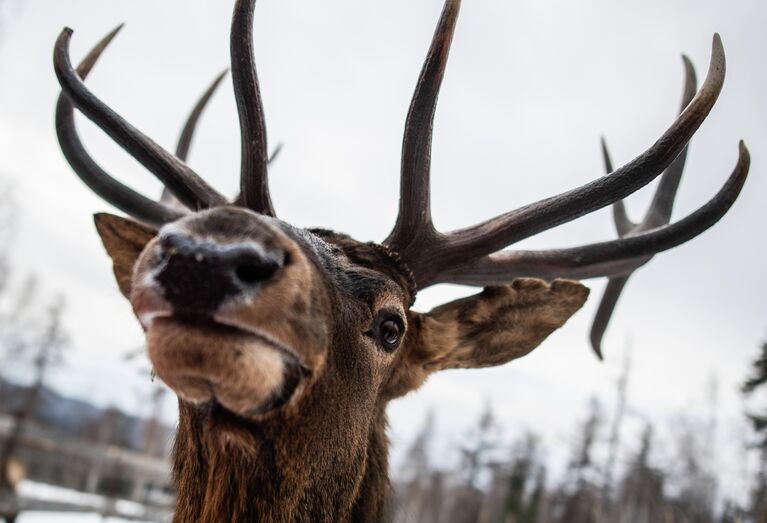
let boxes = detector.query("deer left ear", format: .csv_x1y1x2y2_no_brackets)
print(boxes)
386,279,588,398
93,213,157,299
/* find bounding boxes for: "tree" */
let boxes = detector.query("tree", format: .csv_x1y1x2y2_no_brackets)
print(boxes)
743,337,767,522
617,425,666,523
450,404,502,523
666,413,717,523
601,346,631,519
0,295,69,491
743,338,767,442
559,398,603,523
500,433,541,523
0,186,26,412
395,409,438,523
0,276,38,417
0,185,16,295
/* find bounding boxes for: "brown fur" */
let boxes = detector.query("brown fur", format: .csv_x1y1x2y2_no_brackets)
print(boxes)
95,211,589,522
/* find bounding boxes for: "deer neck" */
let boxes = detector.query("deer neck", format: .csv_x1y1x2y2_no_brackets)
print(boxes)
171,400,391,523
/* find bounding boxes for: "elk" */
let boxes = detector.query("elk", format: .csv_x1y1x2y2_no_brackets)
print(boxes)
53,0,748,521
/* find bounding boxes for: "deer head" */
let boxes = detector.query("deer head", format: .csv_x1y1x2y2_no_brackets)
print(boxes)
54,0,748,520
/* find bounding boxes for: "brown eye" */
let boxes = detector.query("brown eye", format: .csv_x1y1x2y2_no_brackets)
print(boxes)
379,318,402,351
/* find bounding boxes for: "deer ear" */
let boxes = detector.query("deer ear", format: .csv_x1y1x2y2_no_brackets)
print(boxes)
93,213,157,299
415,279,589,370
386,279,588,397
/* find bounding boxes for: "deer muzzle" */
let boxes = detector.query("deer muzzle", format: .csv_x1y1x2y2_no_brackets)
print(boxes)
130,208,327,420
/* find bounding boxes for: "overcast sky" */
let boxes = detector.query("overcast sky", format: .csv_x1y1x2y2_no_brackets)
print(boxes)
0,0,765,499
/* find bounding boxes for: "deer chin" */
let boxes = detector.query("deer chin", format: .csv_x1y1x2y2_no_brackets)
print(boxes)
146,317,306,421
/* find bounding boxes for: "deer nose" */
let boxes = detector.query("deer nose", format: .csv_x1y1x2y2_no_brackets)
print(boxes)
155,231,284,315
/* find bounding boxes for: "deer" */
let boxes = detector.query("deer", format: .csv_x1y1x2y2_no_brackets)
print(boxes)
52,0,749,521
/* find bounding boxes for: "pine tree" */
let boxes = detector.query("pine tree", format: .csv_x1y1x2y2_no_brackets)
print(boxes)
502,434,539,523
743,337,767,522
743,338,767,445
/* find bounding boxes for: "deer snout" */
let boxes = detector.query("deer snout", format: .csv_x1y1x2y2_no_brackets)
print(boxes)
156,230,285,316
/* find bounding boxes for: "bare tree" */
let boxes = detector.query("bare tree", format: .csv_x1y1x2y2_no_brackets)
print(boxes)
395,410,439,523
449,404,502,523
0,185,17,296
666,414,717,523
617,425,666,523
0,185,19,415
601,345,632,518
0,295,69,491
527,466,548,523
0,187,42,382
0,275,38,415
0,275,38,349
559,398,603,523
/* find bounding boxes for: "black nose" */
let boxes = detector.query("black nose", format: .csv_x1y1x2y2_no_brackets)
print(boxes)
156,231,285,316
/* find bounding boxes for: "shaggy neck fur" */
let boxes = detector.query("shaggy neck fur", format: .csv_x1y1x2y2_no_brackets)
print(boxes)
171,400,391,522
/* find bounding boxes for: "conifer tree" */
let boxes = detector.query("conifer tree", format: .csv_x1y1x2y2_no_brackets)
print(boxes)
743,337,767,521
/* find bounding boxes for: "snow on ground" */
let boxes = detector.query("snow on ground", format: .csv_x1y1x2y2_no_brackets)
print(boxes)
17,513,157,523
17,481,104,509
18,480,150,516
14,480,165,522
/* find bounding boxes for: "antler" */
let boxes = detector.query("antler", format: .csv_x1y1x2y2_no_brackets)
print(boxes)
385,0,749,304
175,72,229,165
588,57,698,359
161,71,229,207
55,0,749,352
55,26,183,226
385,0,459,251
54,28,228,213
231,0,274,216
55,0,277,225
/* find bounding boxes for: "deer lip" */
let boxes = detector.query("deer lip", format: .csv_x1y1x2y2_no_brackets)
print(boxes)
211,312,309,372
133,297,308,373
145,315,309,420
131,280,306,364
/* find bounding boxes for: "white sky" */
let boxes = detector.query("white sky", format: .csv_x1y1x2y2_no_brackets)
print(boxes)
0,0,765,500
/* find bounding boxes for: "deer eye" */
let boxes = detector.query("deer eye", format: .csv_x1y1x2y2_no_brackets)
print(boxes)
378,317,403,351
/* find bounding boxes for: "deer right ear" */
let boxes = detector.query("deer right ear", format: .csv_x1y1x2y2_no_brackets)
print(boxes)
385,279,589,398
93,213,157,299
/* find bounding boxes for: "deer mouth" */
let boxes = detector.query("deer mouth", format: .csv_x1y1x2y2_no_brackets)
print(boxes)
144,315,309,420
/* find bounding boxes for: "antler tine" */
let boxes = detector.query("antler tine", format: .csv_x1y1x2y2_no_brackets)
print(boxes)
600,138,635,237
268,143,284,165
590,275,630,360
592,133,646,358
645,55,698,225
161,71,229,206
176,70,228,163
232,144,285,206
231,0,274,216
437,141,749,286
56,26,184,227
385,0,462,253
54,28,228,212
416,35,726,285
590,57,698,357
